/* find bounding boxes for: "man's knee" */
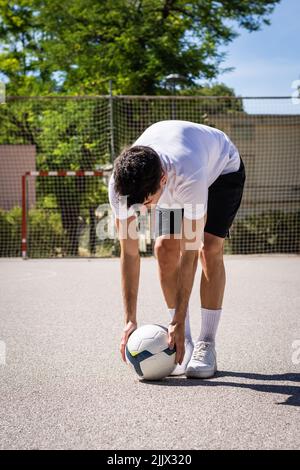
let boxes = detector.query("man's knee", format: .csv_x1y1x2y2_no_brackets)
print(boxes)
154,236,180,269
200,233,224,265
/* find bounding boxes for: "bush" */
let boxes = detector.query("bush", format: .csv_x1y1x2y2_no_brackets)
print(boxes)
0,207,66,257
229,211,300,254
0,207,22,256
1,208,299,257
28,209,66,257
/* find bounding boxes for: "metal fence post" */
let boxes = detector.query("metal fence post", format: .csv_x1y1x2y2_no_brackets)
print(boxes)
21,173,28,259
109,80,115,161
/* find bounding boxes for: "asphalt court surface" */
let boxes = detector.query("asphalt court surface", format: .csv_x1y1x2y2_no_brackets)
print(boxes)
0,256,299,449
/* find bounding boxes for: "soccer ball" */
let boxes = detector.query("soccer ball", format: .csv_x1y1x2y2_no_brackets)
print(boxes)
125,324,176,380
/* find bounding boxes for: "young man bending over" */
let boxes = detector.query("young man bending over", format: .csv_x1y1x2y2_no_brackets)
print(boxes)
109,120,246,378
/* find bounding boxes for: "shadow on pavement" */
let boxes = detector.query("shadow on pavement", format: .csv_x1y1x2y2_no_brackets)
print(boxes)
141,371,300,407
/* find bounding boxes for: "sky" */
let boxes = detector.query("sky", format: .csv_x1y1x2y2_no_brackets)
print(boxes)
218,0,300,113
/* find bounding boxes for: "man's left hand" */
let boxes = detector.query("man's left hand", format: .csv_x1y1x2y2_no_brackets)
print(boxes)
168,321,185,364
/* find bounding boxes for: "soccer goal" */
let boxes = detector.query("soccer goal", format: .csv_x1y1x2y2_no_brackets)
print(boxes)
21,169,117,258
20,169,153,259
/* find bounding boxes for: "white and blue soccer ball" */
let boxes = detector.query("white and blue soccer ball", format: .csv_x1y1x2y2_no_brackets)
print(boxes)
125,324,176,380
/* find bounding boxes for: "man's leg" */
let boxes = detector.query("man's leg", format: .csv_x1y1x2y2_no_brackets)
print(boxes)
186,157,245,378
199,231,225,342
200,231,225,311
154,235,192,338
154,235,194,375
154,235,181,309
186,231,225,378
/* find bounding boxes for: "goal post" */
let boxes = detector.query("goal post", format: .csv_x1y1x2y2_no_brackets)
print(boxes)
21,173,27,259
21,169,154,259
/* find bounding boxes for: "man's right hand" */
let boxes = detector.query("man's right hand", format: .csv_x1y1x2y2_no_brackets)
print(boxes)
120,320,137,362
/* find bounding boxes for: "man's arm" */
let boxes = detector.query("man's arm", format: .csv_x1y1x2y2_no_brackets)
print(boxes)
116,215,140,362
168,216,205,364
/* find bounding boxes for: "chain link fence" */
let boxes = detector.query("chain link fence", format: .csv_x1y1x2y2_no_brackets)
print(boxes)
0,95,299,257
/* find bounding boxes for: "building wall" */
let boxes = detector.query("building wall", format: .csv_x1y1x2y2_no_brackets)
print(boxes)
0,145,36,211
214,115,300,216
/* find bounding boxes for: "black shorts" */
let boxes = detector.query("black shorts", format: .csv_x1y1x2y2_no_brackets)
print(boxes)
155,157,246,239
204,157,246,238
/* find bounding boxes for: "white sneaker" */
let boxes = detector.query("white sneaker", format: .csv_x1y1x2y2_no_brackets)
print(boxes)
185,341,217,379
170,338,194,376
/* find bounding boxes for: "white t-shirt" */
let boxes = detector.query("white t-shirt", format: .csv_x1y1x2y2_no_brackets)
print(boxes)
109,120,240,220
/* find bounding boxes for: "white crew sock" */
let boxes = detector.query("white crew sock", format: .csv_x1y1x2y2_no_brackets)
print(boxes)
198,308,222,343
168,307,192,342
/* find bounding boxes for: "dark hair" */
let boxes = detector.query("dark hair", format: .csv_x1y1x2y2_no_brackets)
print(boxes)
113,146,163,208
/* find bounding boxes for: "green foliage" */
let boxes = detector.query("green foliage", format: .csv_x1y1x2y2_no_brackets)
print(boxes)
113,93,243,154
0,97,110,256
228,211,300,254
0,0,281,95
27,208,65,257
1,207,299,258
179,83,237,97
0,207,22,256
0,206,65,257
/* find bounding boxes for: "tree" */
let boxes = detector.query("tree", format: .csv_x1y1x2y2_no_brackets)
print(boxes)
0,0,281,95
0,0,281,256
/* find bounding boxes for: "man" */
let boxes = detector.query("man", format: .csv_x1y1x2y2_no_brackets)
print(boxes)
109,120,246,378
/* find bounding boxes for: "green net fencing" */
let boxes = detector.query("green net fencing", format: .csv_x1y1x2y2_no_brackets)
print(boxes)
0,95,299,257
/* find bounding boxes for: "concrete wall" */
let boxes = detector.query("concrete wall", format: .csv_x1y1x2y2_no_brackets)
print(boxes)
0,145,36,211
214,115,300,216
